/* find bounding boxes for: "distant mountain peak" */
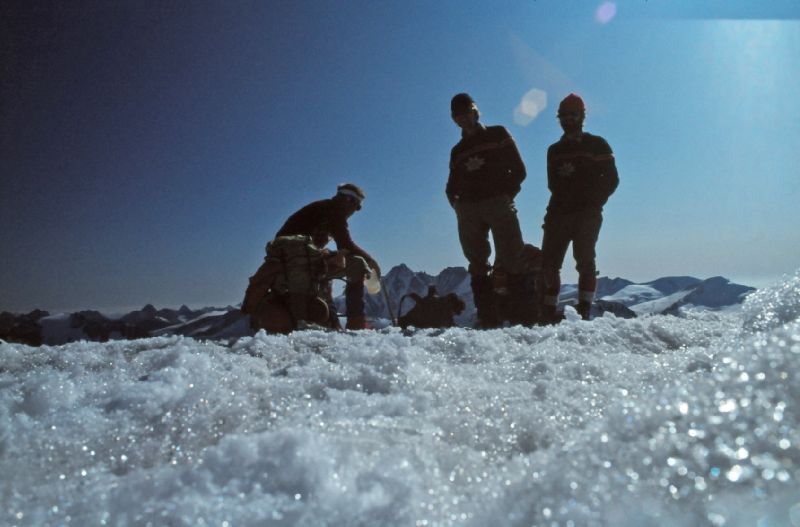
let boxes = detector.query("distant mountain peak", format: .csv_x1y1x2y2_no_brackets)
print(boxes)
644,276,703,295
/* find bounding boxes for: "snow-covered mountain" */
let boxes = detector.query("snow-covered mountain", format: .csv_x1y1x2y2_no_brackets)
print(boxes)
0,267,754,346
342,265,755,324
600,275,754,316
0,305,245,346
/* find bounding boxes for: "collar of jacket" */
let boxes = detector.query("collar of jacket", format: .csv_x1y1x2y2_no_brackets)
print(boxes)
461,123,487,139
561,131,585,143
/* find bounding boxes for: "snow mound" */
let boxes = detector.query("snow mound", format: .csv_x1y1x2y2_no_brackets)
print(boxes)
742,269,800,332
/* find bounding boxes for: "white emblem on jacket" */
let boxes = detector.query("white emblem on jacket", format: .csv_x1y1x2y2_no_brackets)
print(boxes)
558,162,576,178
465,156,485,172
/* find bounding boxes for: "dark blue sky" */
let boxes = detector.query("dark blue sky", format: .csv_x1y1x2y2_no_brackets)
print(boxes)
3,1,799,313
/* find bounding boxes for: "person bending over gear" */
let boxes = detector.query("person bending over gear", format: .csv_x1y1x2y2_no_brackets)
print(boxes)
243,183,380,331
541,94,619,322
447,93,529,328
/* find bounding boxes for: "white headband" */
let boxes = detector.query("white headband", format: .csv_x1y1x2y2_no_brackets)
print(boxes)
337,188,363,202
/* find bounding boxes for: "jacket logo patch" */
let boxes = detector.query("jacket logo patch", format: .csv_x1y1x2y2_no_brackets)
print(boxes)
465,156,485,172
558,162,576,178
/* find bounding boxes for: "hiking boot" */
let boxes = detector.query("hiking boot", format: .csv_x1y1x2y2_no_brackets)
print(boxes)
509,303,539,327
491,269,509,296
474,316,501,330
505,272,539,326
539,304,564,326
577,301,592,321
472,274,499,328
345,315,370,330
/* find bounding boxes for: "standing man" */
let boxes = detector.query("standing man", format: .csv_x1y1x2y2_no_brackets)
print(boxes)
541,93,618,322
447,93,528,328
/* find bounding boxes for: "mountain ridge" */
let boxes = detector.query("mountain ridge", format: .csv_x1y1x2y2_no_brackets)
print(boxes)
1,265,755,346
339,266,754,323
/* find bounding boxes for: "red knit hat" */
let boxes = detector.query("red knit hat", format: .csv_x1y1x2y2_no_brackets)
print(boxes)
558,93,585,115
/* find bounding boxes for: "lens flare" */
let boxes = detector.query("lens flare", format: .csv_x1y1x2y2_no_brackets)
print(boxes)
596,1,617,24
513,88,547,126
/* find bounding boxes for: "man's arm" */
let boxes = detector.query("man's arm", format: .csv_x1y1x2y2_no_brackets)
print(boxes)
499,128,526,196
595,138,619,202
331,217,380,274
546,146,557,194
446,153,458,207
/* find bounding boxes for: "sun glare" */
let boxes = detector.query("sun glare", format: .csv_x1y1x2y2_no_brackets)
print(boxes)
595,1,617,24
513,88,548,126
709,20,795,94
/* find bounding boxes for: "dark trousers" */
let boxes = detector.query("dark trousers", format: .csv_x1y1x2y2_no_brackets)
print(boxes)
541,208,603,305
455,195,526,326
326,254,370,317
454,195,525,276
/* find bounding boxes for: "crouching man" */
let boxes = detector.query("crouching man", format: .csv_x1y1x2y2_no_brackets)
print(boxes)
242,183,380,332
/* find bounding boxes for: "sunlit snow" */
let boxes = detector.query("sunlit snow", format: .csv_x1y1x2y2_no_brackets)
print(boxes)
2,272,799,526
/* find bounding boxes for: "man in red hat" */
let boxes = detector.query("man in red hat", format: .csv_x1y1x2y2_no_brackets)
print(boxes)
540,93,619,322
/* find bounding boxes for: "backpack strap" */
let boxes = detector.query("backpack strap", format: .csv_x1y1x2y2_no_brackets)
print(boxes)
398,292,423,318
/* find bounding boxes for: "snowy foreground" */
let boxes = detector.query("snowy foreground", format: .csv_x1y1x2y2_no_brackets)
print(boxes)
2,276,800,527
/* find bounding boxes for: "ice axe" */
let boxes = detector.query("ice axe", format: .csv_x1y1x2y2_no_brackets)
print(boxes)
367,269,396,325
381,278,396,326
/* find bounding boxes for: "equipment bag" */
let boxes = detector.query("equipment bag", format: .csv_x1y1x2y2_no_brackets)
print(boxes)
242,235,329,330
248,292,330,334
397,286,466,329
265,235,327,295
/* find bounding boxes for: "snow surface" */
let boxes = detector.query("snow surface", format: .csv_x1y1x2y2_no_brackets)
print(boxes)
2,272,800,526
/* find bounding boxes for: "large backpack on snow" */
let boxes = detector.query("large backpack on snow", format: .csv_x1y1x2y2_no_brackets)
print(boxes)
241,235,333,333
397,286,466,329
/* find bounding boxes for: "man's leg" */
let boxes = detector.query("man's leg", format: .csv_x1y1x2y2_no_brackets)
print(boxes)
513,244,543,325
486,195,526,275
485,195,528,323
343,254,370,329
318,279,342,330
455,201,498,328
469,263,498,328
540,212,572,323
573,210,603,321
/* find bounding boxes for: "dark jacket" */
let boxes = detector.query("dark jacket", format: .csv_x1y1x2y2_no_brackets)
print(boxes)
275,198,373,262
546,132,618,213
447,125,526,204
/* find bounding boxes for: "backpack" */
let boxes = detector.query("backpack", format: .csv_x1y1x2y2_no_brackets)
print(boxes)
265,235,327,296
397,286,466,329
242,235,331,332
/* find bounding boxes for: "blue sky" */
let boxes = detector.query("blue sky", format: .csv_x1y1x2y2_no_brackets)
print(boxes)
2,1,799,313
